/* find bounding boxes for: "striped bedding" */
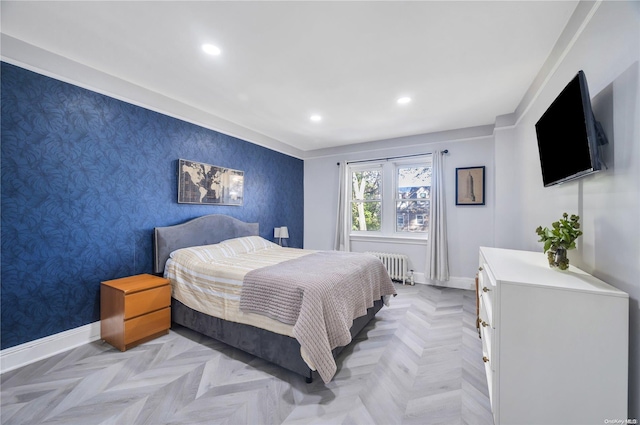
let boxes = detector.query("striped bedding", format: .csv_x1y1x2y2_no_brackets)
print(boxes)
164,236,314,339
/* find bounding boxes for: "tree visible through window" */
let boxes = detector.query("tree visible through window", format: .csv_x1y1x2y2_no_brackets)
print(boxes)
351,169,381,231
396,166,431,232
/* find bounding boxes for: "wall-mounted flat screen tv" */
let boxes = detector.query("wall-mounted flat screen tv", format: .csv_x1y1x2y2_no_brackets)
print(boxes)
534,70,608,187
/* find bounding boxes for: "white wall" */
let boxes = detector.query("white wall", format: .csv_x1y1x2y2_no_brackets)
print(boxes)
495,1,640,417
304,127,495,288
304,0,639,415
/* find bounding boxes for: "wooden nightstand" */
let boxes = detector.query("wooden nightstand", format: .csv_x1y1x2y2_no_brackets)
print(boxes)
100,274,171,351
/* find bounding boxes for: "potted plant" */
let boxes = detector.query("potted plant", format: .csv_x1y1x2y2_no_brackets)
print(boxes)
535,213,583,270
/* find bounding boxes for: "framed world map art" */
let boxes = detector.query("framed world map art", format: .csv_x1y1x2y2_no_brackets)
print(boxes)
178,159,244,205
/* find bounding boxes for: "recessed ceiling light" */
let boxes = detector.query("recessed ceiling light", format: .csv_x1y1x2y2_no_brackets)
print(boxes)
202,44,221,56
310,115,322,122
397,97,412,105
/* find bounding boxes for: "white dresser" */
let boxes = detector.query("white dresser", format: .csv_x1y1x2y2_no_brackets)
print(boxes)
478,247,628,425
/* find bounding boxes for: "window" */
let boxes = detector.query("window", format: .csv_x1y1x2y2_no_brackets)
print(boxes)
350,167,382,231
396,165,431,233
348,156,431,237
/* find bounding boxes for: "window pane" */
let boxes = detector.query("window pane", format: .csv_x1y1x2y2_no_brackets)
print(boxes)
396,166,430,233
351,201,381,231
351,168,382,232
352,170,381,200
396,201,429,232
396,165,431,232
397,166,431,199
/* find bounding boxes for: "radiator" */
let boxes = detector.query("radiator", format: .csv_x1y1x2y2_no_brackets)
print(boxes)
366,252,412,285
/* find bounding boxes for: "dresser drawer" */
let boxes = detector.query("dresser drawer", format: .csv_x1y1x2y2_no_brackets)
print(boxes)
478,288,495,329
483,345,495,414
124,307,171,345
478,266,495,323
479,296,494,331
479,311,494,368
124,284,171,319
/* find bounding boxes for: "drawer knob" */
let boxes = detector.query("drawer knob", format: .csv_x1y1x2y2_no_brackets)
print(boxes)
482,356,490,363
482,287,491,293
478,266,483,271
481,321,489,328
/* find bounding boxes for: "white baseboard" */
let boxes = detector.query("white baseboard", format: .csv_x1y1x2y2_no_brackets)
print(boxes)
0,321,101,374
409,272,474,290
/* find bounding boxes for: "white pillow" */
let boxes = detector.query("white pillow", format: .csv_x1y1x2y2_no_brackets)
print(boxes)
169,242,234,262
219,236,279,255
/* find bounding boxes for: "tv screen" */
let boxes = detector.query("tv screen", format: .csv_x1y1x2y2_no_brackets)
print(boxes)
535,70,606,187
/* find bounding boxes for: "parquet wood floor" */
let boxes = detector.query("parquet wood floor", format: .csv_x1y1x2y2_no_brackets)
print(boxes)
1,284,493,425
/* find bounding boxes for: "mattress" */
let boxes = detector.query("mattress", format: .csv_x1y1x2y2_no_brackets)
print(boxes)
164,236,313,338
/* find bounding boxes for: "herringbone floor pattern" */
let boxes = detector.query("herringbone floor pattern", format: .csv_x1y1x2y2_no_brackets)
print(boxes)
1,284,493,425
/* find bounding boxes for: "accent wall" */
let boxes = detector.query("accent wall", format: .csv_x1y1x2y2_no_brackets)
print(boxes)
1,62,304,350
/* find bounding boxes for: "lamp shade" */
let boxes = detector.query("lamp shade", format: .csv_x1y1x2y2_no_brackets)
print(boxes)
279,226,289,239
274,227,281,238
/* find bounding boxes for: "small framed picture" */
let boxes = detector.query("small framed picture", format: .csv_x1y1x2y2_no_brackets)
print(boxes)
456,166,485,206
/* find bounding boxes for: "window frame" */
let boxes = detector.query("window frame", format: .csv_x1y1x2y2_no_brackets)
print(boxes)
347,155,431,240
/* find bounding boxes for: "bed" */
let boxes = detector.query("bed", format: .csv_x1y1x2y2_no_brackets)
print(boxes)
154,214,396,383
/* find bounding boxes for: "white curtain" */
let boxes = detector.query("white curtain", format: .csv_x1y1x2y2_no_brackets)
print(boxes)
334,162,350,252
426,150,449,281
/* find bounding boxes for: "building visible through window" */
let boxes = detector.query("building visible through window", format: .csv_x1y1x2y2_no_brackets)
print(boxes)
396,165,431,233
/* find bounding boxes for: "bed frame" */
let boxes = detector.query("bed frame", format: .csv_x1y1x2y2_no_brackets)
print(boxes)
154,214,383,383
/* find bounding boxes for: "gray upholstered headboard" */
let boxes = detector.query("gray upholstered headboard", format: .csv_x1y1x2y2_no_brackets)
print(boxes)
154,214,259,274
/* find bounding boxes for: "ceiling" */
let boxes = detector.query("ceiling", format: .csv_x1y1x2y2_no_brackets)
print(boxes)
1,1,578,154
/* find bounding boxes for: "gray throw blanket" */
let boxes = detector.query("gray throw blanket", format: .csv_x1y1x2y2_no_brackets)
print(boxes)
239,251,397,383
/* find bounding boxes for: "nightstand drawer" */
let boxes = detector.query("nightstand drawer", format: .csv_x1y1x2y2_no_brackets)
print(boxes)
124,307,170,345
124,285,171,319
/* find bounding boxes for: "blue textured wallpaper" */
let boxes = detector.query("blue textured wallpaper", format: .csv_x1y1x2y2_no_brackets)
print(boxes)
1,62,304,350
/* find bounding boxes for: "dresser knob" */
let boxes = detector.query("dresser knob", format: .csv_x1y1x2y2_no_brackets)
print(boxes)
483,287,491,293
478,266,484,271
481,321,489,327
483,356,490,363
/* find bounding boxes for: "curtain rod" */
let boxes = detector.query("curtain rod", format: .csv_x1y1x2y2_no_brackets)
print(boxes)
337,149,448,166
